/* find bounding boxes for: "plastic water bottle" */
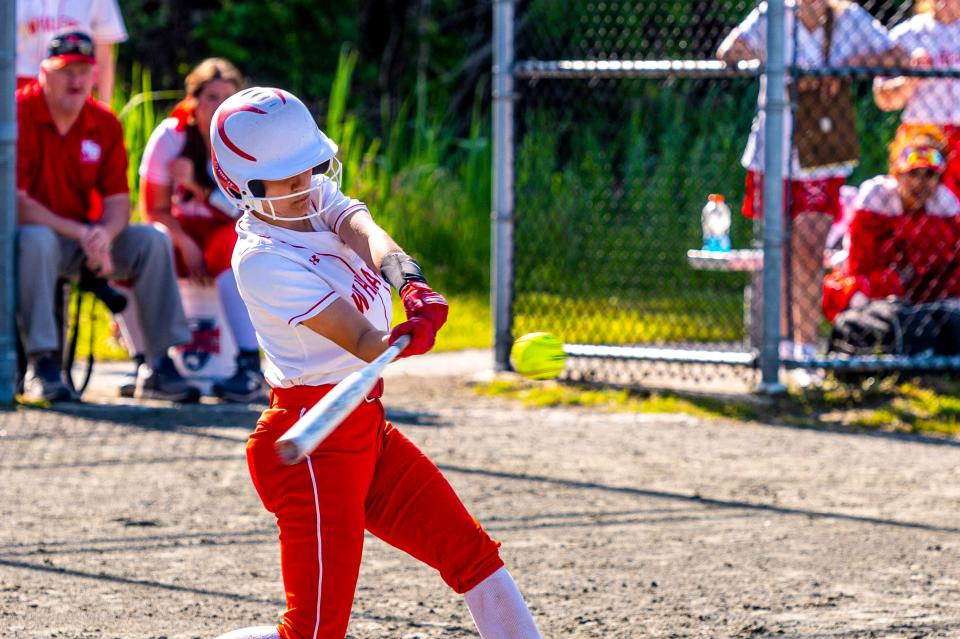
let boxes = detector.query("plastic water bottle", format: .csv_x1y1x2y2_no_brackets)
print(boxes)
702,194,731,252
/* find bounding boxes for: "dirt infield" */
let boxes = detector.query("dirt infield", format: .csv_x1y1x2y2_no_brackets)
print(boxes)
2,366,960,638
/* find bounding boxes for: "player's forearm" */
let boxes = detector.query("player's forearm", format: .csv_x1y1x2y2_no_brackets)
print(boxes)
142,202,191,246
95,44,115,105
99,193,131,242
16,191,88,242
873,77,917,112
339,210,403,271
300,299,392,362
717,32,755,65
354,330,392,362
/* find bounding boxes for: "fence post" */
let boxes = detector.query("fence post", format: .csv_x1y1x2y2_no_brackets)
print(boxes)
759,0,787,393
0,0,16,404
492,0,515,372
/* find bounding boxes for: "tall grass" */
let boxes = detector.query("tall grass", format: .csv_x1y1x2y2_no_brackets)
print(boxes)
112,64,182,217
324,49,491,293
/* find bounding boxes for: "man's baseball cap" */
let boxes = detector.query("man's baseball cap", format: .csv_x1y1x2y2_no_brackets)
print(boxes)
45,31,96,68
892,146,946,174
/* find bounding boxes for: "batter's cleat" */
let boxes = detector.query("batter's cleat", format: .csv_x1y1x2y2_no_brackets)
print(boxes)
212,351,267,403
22,352,78,403
135,356,201,403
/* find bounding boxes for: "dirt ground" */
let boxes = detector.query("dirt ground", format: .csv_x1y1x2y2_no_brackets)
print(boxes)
2,363,960,638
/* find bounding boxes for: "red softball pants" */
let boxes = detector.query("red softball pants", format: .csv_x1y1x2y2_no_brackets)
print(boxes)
246,382,504,639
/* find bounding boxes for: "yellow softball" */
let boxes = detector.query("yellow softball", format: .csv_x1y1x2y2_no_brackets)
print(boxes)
510,332,567,380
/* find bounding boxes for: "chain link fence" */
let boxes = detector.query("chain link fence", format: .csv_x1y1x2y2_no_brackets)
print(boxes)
494,0,960,390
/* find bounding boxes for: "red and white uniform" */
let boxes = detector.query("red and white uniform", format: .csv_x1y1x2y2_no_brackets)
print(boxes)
888,14,960,196
822,175,960,321
233,177,503,639
16,0,127,84
735,2,894,218
140,109,241,277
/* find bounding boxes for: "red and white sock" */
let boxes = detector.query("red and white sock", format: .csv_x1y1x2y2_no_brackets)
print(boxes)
464,567,542,638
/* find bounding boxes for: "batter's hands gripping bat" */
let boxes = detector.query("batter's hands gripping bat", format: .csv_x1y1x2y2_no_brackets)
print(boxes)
275,334,411,465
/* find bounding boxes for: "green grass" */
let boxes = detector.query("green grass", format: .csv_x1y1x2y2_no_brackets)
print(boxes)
477,378,760,421
514,292,745,345
476,375,960,437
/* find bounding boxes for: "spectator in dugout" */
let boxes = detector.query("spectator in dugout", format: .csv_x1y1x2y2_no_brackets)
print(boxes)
874,0,960,198
16,31,200,403
17,0,127,104
717,0,906,361
139,58,266,402
822,126,960,323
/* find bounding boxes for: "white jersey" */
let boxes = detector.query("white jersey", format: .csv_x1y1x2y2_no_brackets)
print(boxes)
17,0,128,78
888,14,960,125
737,1,893,177
232,176,391,388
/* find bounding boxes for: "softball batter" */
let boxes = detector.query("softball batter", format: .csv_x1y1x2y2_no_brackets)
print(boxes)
208,87,542,639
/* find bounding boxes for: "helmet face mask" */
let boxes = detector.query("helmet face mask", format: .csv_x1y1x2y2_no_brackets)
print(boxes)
210,87,341,221
251,157,344,221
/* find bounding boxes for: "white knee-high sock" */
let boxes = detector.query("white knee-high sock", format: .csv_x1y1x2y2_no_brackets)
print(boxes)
213,626,279,639
464,567,542,639
216,269,260,352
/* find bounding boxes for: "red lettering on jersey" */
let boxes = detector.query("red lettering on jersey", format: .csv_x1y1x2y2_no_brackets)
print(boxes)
361,267,383,291
354,274,378,298
352,285,370,313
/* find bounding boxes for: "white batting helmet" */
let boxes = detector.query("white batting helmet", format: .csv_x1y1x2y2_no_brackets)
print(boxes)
210,87,341,220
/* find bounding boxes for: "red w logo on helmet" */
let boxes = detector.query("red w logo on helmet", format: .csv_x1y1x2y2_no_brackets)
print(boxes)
216,103,267,162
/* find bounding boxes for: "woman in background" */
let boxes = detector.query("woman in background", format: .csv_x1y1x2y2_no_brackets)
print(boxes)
140,58,265,402
874,0,960,197
718,0,905,362
823,125,960,321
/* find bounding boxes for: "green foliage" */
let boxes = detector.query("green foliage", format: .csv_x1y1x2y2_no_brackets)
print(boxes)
514,78,757,344
192,1,358,100
324,49,491,292
112,65,183,216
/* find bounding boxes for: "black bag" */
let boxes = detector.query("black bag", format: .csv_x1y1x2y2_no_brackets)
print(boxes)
828,300,960,357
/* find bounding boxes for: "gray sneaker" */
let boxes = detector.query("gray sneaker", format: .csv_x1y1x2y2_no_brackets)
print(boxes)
211,351,267,403
23,352,77,403
135,356,201,403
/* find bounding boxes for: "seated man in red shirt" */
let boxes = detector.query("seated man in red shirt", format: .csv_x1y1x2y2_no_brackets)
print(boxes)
823,125,960,326
16,31,200,403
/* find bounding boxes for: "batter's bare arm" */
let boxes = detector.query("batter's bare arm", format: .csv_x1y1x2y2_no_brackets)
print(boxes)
337,208,402,272
300,298,392,362
299,294,435,363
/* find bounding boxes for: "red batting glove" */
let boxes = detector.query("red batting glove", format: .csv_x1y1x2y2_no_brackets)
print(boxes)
400,282,449,333
389,317,436,359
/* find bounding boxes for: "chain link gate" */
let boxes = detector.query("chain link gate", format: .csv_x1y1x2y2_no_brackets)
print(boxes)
493,0,960,390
